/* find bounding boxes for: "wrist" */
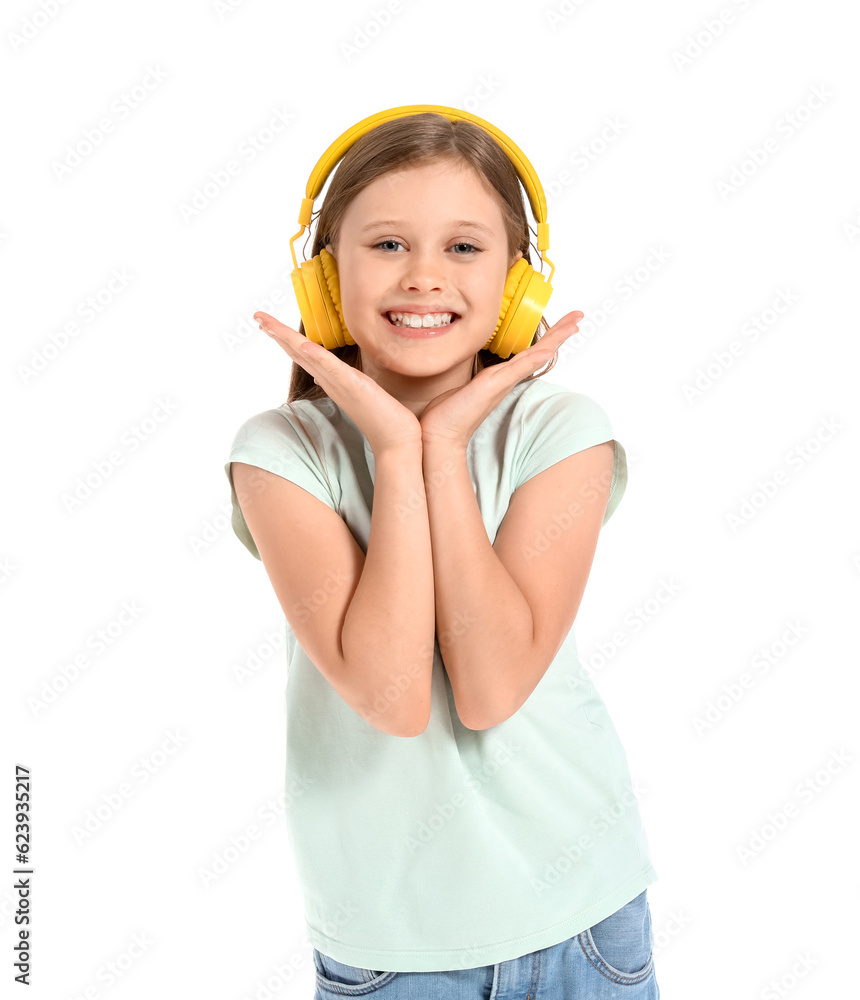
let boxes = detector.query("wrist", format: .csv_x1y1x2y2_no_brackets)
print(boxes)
421,436,469,487
421,433,469,455
372,437,424,461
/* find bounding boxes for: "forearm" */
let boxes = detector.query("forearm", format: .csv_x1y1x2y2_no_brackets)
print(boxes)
422,440,534,730
341,443,436,736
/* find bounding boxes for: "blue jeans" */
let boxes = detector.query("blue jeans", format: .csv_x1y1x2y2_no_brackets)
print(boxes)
312,889,659,998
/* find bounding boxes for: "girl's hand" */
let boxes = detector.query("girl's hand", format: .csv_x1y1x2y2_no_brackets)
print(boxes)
419,310,583,448
255,311,423,455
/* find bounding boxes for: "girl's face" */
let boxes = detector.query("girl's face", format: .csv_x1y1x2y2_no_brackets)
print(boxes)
327,158,523,399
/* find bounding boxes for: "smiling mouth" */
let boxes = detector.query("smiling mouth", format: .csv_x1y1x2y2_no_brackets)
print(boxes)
383,312,461,331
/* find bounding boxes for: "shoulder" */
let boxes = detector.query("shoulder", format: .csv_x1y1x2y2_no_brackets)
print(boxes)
226,398,345,491
230,398,330,441
227,398,351,462
512,376,615,429
225,399,345,556
506,378,618,462
503,378,627,525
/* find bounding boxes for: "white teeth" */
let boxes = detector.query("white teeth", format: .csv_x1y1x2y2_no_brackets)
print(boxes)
387,311,455,328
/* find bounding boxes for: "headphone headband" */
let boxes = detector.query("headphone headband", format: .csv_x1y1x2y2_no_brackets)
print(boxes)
293,104,550,258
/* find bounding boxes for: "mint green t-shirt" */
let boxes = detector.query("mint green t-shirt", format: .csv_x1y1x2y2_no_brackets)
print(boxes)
224,376,658,973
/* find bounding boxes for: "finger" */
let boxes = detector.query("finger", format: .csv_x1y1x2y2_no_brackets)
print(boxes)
529,350,554,365
529,318,580,356
495,346,553,373
254,311,301,344
559,310,584,324
254,313,324,382
253,311,327,356
255,311,365,398
553,311,583,333
542,313,582,348
254,312,322,364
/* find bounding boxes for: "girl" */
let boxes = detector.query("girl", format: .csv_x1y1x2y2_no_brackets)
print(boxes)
225,110,660,998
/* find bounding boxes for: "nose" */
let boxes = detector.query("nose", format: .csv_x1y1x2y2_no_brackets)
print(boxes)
399,248,447,292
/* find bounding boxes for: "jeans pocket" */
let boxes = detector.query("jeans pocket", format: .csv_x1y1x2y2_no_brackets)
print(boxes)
313,948,399,995
578,890,654,985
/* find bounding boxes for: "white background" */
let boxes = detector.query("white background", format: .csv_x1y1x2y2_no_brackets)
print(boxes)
3,0,859,997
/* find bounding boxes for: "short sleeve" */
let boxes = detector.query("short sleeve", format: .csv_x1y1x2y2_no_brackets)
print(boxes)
224,408,339,560
511,390,628,526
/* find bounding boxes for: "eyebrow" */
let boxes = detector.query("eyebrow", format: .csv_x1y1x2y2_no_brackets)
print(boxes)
360,219,496,237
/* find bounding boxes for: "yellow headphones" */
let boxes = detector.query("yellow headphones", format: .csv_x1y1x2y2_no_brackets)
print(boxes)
288,104,556,360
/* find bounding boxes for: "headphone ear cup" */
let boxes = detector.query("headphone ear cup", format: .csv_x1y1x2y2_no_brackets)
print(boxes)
290,248,356,349
290,260,323,345
486,258,553,359
318,247,356,347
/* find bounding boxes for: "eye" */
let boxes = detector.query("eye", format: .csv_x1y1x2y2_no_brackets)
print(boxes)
450,242,481,255
370,240,483,255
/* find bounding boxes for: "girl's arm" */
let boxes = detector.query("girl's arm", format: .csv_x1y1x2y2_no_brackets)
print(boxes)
423,438,614,731
341,441,436,736
232,439,434,739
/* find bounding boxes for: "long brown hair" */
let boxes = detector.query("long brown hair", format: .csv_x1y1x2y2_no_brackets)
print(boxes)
285,112,557,404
